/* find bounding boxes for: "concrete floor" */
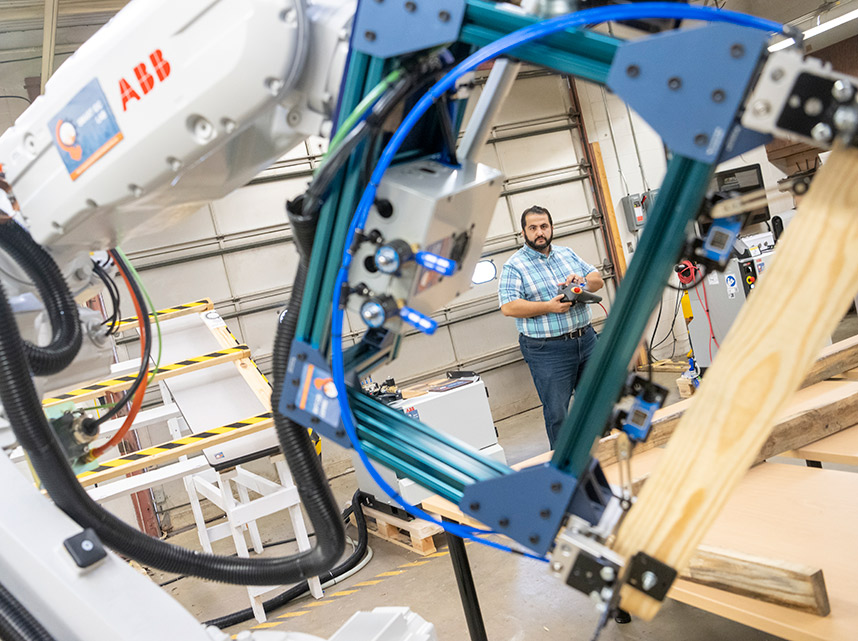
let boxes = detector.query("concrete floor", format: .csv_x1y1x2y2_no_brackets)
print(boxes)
157,312,858,639
156,391,777,640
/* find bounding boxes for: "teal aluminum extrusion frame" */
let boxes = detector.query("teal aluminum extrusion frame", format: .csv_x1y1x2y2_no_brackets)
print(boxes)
288,1,731,554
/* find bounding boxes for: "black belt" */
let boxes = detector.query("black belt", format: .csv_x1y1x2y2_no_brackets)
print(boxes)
525,325,591,341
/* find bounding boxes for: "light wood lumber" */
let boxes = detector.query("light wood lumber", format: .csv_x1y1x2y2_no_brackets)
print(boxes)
802,335,858,388
42,347,250,407
781,423,858,466
613,145,858,619
683,545,830,616
115,298,213,333
206,323,273,410
78,418,274,487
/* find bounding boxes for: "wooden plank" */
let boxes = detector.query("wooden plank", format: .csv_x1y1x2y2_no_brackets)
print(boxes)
42,346,250,407
781,423,858,466
590,141,649,368
613,144,858,620
205,321,272,410
77,414,273,487
802,335,858,388
115,298,213,333
594,378,858,469
357,505,443,556
636,359,689,373
682,545,830,616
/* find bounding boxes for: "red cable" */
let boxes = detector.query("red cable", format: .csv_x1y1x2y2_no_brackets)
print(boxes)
700,280,720,348
598,302,608,316
89,259,150,459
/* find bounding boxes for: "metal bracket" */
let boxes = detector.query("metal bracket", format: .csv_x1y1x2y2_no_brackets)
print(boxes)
459,463,577,556
607,22,771,163
279,339,351,449
352,0,466,58
625,551,677,602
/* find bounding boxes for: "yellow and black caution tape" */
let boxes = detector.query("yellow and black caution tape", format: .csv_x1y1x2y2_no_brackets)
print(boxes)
77,411,322,486
42,346,250,407
77,412,276,486
115,298,213,333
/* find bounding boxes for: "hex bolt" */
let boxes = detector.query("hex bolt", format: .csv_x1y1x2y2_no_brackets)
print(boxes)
336,429,346,437
788,94,801,109
310,417,320,424
81,540,94,552
711,89,726,103
641,570,658,592
667,77,682,91
539,509,551,519
550,482,562,493
832,79,855,103
286,403,296,411
811,122,833,142
551,561,563,573
469,502,480,511
365,30,377,42
751,100,771,117
438,10,451,21
770,67,785,82
804,96,824,117
297,353,307,361
600,566,616,582
626,64,640,78
694,133,709,147
834,106,858,133
529,534,540,544
498,518,510,528
292,379,300,386
405,1,417,12
730,43,744,58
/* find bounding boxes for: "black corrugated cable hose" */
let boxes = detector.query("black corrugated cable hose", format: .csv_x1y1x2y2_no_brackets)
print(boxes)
204,490,369,629
0,580,57,641
0,265,344,585
0,219,81,375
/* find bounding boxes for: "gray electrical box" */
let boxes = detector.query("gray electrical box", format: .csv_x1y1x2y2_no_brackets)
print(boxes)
621,193,645,231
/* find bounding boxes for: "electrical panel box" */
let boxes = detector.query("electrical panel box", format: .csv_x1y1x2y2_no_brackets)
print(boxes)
621,193,645,231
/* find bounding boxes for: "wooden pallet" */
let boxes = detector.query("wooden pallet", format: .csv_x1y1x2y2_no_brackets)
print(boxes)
355,504,444,556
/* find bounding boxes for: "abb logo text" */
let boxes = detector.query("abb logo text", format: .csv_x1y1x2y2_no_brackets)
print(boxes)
120,49,171,111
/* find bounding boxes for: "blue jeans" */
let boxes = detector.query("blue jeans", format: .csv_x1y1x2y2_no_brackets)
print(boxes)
519,326,597,449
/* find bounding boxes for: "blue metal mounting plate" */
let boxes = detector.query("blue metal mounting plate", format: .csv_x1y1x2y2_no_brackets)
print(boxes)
607,23,771,163
279,339,352,449
460,463,577,556
352,0,466,58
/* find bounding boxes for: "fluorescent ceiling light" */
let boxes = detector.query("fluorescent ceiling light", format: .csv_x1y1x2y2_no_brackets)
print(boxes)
769,7,858,52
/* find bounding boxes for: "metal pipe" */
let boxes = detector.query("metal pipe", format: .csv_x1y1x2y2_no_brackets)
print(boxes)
459,57,522,163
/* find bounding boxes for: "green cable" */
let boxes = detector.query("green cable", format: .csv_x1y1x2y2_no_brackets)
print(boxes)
317,67,403,174
115,247,162,383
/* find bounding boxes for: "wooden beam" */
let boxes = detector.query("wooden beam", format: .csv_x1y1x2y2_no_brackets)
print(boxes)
682,545,830,616
594,337,858,469
613,144,858,620
42,346,250,407
802,335,858,388
78,414,273,487
115,298,213,333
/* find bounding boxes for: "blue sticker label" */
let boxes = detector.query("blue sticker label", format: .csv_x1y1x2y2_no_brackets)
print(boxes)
49,79,122,181
295,362,341,427
725,274,737,288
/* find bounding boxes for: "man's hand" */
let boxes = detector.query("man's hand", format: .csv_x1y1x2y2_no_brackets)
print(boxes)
563,273,586,287
545,294,573,313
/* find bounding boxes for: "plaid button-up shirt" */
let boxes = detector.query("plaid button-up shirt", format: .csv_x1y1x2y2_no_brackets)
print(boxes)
498,244,596,338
